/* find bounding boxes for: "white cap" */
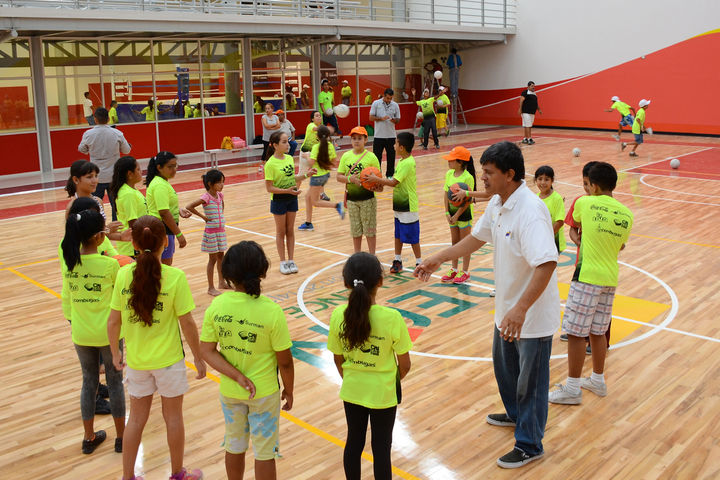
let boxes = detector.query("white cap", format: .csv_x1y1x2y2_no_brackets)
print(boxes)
611,96,620,102
292,87,298,92
342,80,348,84
302,84,310,89
439,86,447,91
639,99,651,107
364,88,371,92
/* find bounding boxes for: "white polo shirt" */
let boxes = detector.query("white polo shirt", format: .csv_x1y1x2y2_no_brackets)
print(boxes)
78,125,132,183
83,98,93,117
472,181,560,338
370,99,400,139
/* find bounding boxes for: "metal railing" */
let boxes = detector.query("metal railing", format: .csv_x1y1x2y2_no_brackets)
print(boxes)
0,0,517,28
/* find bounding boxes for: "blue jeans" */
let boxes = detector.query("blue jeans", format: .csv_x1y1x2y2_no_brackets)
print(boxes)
93,182,117,221
492,327,552,456
323,113,341,135
289,139,298,156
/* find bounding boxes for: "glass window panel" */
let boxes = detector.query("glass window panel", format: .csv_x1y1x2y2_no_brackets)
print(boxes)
153,41,200,75
47,74,103,128
284,45,312,110
44,40,100,72
100,41,153,78
201,41,242,72
200,70,244,116
251,40,282,112
0,40,34,132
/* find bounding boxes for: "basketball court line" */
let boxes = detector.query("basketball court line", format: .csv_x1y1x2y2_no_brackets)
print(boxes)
619,147,714,173
639,175,720,198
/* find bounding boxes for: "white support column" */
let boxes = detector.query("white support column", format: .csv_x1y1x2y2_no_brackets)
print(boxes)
29,37,53,174
311,43,321,110
241,38,254,141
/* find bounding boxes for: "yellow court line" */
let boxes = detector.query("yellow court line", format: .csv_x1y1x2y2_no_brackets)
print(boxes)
629,232,720,249
6,267,61,299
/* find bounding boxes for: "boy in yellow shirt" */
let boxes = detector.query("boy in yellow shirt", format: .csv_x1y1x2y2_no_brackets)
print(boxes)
622,99,650,157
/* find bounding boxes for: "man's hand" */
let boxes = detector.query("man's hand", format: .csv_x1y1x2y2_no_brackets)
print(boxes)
499,304,527,342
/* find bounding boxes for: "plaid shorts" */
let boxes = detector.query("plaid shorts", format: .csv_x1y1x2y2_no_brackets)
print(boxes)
562,281,616,337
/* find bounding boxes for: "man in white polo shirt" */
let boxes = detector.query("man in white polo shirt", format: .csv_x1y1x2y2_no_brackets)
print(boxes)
369,88,401,177
83,91,95,125
78,107,132,220
414,140,560,469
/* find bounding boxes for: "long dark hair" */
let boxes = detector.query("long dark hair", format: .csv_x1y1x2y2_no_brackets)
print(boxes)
457,156,477,191
315,125,332,170
202,169,225,191
128,215,165,327
222,241,269,298
110,156,138,200
61,209,105,271
145,151,176,186
340,252,384,350
66,160,100,197
266,131,287,159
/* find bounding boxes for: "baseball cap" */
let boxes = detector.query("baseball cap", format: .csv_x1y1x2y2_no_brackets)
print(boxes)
639,99,651,107
276,109,284,114
611,96,620,102
292,87,298,92
302,84,310,88
342,80,349,84
439,86,447,91
364,88,371,92
442,146,472,162
350,126,368,137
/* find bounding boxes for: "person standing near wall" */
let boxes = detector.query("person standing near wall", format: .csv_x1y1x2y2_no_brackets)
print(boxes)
519,81,542,145
369,88,401,178
446,48,462,98
108,100,119,126
319,78,342,137
301,84,311,109
83,92,95,126
341,80,352,106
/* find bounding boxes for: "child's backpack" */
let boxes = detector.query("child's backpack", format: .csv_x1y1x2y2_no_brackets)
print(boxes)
220,136,233,150
231,137,246,149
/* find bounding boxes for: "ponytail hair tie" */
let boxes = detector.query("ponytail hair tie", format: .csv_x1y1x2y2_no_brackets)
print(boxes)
76,214,81,221
353,279,364,287
143,249,151,253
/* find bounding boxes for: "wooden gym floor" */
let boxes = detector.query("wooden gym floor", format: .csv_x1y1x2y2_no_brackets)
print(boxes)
1,126,719,479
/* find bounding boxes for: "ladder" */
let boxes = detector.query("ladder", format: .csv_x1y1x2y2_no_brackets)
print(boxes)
451,94,467,127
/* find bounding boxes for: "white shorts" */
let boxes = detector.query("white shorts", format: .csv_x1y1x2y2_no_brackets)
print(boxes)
521,113,535,128
125,359,189,398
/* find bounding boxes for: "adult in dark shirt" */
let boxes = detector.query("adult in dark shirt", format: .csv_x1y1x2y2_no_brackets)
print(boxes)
518,81,543,145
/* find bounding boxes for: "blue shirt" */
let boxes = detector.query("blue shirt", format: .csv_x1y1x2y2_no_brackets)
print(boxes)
447,54,462,69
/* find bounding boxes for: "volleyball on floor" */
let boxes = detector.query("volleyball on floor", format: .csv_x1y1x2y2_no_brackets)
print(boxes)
437,99,444,106
416,111,424,120
448,182,470,207
434,70,443,79
360,166,382,191
670,158,680,169
333,104,350,118
572,147,581,157
325,107,334,116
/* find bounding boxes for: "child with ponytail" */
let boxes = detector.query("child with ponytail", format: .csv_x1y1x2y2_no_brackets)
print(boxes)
327,252,413,480
145,151,192,266
61,208,126,455
200,241,294,480
110,156,147,257
108,215,206,480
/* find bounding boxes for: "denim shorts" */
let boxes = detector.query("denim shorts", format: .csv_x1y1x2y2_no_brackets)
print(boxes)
309,173,330,187
634,133,644,144
162,234,176,259
270,197,299,215
620,114,634,127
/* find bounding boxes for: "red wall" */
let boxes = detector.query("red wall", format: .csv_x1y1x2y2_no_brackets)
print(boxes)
158,118,204,154
0,132,39,174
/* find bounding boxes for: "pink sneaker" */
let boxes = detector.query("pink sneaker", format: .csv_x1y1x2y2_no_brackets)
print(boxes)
441,269,457,283
453,272,470,284
170,468,203,480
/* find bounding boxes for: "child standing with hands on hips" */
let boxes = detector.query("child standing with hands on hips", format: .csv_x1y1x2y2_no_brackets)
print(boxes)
327,252,412,480
185,169,229,296
108,215,206,480
200,241,295,480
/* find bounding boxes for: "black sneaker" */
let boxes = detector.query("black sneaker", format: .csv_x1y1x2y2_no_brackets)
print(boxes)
95,396,111,415
521,138,529,144
527,138,535,145
98,383,109,398
486,413,516,427
82,430,107,454
115,437,123,453
389,260,403,274
497,447,544,469
560,334,568,342
586,344,592,355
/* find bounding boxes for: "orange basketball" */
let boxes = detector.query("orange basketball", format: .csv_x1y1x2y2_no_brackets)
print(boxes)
113,255,134,266
447,182,470,207
360,166,382,191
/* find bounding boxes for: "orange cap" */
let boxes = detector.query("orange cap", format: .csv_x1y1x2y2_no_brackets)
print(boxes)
350,126,368,137
442,146,472,162
276,109,284,114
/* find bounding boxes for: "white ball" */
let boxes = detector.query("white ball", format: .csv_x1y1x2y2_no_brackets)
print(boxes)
434,70,443,79
646,127,653,135
437,99,444,107
670,158,680,169
416,111,424,120
325,107,334,116
333,104,350,118
572,147,581,157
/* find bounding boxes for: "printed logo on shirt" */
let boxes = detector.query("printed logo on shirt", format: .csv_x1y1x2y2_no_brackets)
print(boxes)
66,271,79,279
238,318,265,329
283,164,294,176
215,314,233,323
154,301,164,312
217,326,232,337
84,282,101,292
359,344,380,356
69,283,79,292
238,331,257,343
613,219,630,229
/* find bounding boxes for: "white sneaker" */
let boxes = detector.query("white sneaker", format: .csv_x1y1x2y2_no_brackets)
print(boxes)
548,383,582,405
581,377,607,397
287,260,299,274
279,262,291,275
612,134,620,141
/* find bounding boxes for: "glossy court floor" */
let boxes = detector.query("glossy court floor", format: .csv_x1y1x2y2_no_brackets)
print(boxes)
2,125,719,479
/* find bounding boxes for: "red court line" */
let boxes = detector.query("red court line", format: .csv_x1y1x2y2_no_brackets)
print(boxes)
625,148,720,180
536,132,720,148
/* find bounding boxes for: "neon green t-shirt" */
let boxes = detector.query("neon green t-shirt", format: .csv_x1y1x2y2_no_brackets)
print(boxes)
146,176,179,224
193,108,202,118
301,123,320,150
416,98,435,116
310,142,336,177
116,183,147,255
437,94,450,113
341,86,352,98
365,94,372,105
110,263,195,370
58,240,117,320
539,190,566,252
632,108,646,134
61,253,119,346
318,90,334,112
327,304,413,409
108,106,119,125
264,154,296,201
184,105,192,118
99,236,118,257
338,149,380,202
611,101,632,117
141,106,155,121
254,101,263,113
572,195,633,286
200,292,293,400
444,169,474,221
393,156,418,213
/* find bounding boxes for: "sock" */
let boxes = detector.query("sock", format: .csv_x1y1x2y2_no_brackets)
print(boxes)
566,377,581,395
281,260,287,267
591,372,605,384
415,257,422,265
395,254,402,262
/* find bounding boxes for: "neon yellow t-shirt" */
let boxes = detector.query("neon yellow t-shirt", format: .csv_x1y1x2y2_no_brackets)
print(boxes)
301,123,320,150
61,253,120,346
327,304,413,409
193,108,202,118
539,190,566,252
146,176,179,224
200,292,293,400
264,154,296,200
141,106,155,121
365,94,372,105
310,142,336,177
110,263,195,370
116,183,147,256
416,98,435,116
393,156,418,213
611,101,632,117
318,91,334,112
341,86,352,98
108,106,118,125
572,195,633,286
99,236,118,257
632,108,646,134
338,149,380,202
254,101,263,113
437,94,450,112
58,240,117,320
184,105,192,118
444,169,474,221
